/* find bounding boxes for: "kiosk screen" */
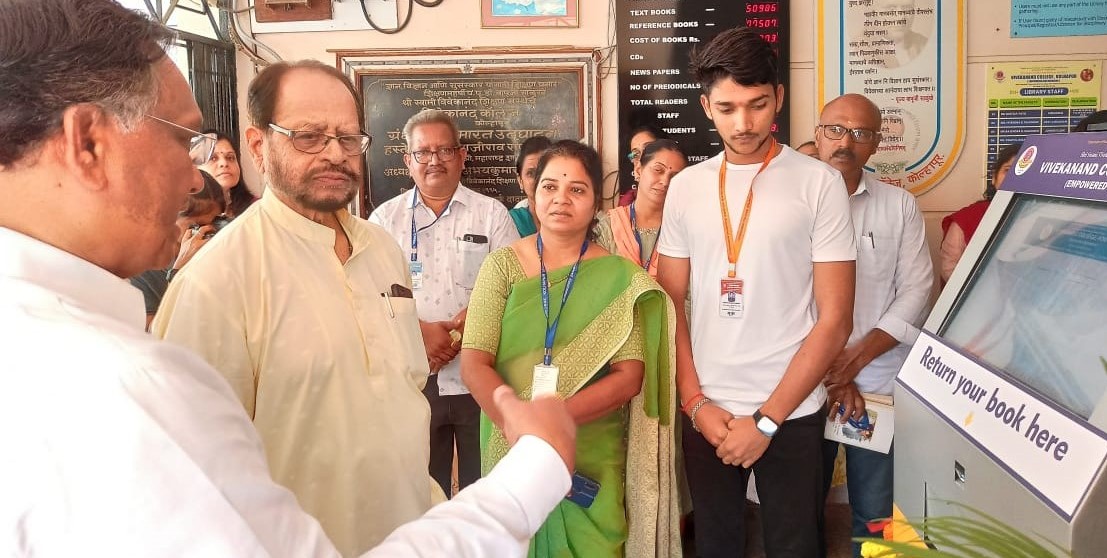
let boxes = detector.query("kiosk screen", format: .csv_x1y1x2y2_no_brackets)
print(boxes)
941,195,1107,419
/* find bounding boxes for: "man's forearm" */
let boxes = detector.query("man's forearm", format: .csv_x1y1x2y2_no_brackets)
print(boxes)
830,328,901,386
858,328,899,367
761,316,851,422
672,306,704,408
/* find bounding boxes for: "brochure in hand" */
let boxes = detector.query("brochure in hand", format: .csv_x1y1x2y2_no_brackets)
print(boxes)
823,393,894,454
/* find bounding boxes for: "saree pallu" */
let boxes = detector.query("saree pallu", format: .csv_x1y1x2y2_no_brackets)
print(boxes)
480,255,680,558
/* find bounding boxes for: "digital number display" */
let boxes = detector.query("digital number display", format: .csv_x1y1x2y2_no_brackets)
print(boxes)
746,18,778,28
745,3,778,13
617,0,791,183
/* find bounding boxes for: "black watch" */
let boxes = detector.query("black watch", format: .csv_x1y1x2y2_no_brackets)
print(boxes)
752,409,779,438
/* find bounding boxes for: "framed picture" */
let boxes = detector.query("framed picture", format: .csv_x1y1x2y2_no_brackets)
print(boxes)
480,0,578,28
335,47,600,215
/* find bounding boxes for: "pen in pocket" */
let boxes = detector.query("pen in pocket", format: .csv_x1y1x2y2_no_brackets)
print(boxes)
380,292,395,318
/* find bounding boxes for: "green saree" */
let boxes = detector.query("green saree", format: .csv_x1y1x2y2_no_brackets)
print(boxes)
464,250,682,558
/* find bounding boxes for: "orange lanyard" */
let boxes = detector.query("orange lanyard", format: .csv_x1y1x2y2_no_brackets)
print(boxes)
718,137,778,278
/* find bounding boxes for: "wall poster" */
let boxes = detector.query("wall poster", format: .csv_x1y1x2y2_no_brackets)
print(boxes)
336,48,600,215
985,61,1101,189
1010,0,1107,38
818,0,966,196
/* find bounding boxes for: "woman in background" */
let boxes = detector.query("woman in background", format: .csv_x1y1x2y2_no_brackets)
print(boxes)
940,142,1021,284
596,139,687,278
508,135,553,237
462,140,681,557
199,130,256,218
618,125,666,206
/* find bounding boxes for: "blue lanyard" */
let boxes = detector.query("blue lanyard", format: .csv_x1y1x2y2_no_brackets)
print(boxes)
410,187,450,262
629,203,653,271
537,233,589,366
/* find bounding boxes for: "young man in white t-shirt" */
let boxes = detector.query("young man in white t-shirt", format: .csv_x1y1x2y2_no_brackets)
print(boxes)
656,27,857,556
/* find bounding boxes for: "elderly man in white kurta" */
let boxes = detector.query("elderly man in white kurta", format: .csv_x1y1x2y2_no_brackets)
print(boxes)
153,60,436,557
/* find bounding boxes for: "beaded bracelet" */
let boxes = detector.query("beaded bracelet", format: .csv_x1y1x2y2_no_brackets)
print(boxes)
689,397,712,432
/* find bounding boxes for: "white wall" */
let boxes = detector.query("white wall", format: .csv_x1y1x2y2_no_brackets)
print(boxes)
231,1,1107,255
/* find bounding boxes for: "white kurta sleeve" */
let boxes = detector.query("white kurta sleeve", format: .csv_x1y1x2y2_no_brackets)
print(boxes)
362,435,570,558
874,194,934,344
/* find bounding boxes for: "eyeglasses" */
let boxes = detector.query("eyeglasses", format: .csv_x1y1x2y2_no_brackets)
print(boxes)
145,114,218,166
627,148,642,162
409,146,463,164
817,124,879,144
268,123,372,156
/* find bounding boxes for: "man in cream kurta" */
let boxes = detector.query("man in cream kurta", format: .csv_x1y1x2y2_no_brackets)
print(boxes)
155,190,434,554
153,61,436,557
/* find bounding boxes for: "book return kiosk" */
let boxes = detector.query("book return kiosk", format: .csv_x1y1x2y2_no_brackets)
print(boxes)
895,131,1107,554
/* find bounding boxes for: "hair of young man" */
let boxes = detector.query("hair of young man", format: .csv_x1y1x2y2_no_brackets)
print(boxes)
202,128,254,215
0,0,175,167
183,171,228,217
689,26,779,94
515,135,554,175
639,138,687,166
402,109,462,150
246,60,365,130
534,140,604,212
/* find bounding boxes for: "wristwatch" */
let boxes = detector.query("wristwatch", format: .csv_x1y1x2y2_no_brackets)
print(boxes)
752,409,779,438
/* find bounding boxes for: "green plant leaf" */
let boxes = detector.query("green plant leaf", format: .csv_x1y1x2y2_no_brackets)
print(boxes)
854,500,1071,558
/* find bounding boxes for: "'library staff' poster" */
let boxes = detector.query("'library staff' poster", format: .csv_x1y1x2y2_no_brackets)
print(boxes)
985,61,1101,188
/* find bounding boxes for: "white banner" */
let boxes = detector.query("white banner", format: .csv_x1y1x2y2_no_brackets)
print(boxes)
898,332,1107,518
817,0,965,195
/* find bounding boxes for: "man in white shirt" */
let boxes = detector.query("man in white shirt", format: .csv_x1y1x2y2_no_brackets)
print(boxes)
814,93,934,557
655,27,857,557
0,2,576,556
370,109,518,497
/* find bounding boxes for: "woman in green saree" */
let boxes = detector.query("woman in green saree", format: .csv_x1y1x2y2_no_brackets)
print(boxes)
461,140,682,558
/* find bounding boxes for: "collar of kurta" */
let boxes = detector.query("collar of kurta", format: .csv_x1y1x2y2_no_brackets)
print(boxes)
0,227,146,331
258,188,372,251
851,171,876,198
